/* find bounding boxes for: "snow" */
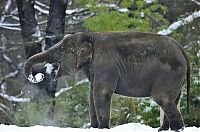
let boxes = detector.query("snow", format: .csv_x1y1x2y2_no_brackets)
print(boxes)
55,79,89,97
158,10,200,35
0,23,21,31
191,0,200,5
28,73,44,83
144,0,155,4
45,63,54,75
0,123,199,132
34,5,49,15
118,8,129,13
0,92,30,102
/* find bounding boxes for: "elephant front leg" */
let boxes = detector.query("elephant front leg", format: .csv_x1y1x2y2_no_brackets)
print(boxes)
93,89,112,129
89,84,98,128
93,73,117,128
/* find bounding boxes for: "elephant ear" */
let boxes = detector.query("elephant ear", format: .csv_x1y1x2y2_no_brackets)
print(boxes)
76,41,92,68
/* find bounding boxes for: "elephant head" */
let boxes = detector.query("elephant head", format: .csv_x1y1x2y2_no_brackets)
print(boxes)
24,32,93,83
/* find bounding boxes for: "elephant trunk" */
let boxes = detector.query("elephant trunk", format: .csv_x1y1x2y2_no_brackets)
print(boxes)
24,42,63,78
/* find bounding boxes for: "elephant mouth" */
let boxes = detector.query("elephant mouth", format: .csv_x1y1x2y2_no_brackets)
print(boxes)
27,62,79,83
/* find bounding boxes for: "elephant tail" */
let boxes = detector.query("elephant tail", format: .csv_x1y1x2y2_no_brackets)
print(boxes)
180,45,190,114
186,53,190,114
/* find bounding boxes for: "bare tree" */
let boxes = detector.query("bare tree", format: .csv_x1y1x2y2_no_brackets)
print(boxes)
16,0,42,58
16,0,68,120
44,0,68,117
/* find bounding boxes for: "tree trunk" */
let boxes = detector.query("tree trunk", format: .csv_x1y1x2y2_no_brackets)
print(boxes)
16,0,41,58
45,0,68,49
44,0,68,118
16,0,66,122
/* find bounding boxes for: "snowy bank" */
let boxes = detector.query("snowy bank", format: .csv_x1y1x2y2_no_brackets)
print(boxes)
0,123,199,132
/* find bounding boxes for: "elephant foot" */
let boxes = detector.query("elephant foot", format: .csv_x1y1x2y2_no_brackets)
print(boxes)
158,126,169,131
171,127,184,132
83,123,93,128
169,121,184,132
158,122,169,131
158,127,184,132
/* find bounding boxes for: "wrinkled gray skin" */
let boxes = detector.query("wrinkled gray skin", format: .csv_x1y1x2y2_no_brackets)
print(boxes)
24,32,190,131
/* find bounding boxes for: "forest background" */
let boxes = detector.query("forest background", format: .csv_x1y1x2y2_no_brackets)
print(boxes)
0,0,199,128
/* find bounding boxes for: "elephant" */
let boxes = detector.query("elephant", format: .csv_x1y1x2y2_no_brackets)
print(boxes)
24,32,190,131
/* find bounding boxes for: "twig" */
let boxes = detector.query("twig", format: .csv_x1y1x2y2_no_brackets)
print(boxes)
55,79,89,97
0,92,30,102
4,71,18,79
0,24,21,31
2,54,17,70
34,5,49,15
4,0,12,13
0,103,10,111
2,54,12,63
0,23,20,27
55,86,73,97
35,1,49,9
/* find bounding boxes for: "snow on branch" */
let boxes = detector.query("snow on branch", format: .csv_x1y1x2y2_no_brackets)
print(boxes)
0,92,30,103
0,103,10,111
4,0,11,13
35,1,49,9
191,0,200,5
0,22,21,31
55,79,89,97
55,86,73,97
0,23,20,26
87,3,129,13
4,71,18,79
158,10,200,35
34,4,86,15
34,5,49,15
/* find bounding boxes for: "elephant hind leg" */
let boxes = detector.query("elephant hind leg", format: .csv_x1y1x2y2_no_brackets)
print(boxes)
158,92,182,131
153,94,184,131
158,114,169,131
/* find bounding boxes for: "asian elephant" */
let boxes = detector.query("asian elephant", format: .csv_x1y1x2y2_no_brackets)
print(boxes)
24,32,190,131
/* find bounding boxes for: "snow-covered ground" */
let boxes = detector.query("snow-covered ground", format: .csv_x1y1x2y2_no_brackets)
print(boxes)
0,123,199,132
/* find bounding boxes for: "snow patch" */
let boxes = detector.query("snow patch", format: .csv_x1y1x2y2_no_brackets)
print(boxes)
118,8,129,13
28,73,44,83
0,123,199,132
197,50,200,58
45,63,54,75
144,0,154,4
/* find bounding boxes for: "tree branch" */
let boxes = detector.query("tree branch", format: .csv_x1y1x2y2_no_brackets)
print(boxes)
191,0,200,6
158,10,200,35
55,79,89,97
0,23,21,31
0,92,30,103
